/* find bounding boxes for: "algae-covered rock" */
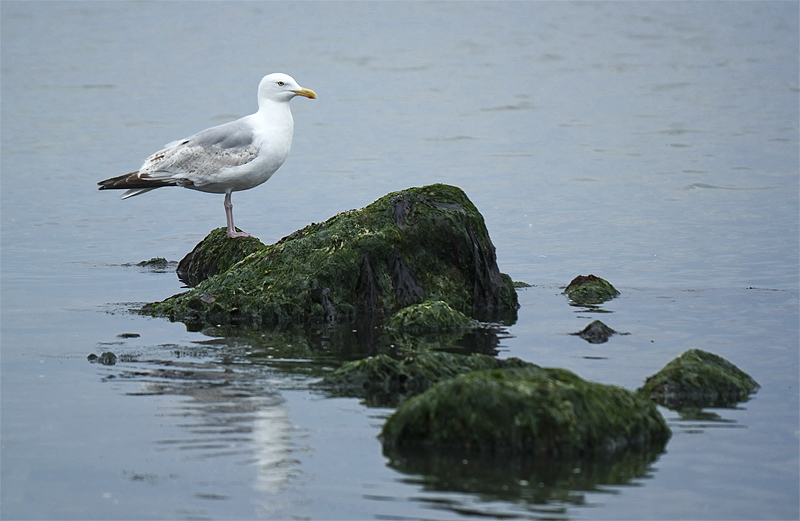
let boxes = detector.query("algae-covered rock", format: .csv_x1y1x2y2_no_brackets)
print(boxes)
123,257,176,273
318,351,531,406
564,274,619,305
142,184,518,329
571,320,620,344
386,300,479,332
136,257,170,269
381,366,671,456
638,349,760,409
176,228,265,287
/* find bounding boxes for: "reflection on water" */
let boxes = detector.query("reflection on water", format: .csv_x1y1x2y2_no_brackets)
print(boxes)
667,406,750,436
101,354,296,497
92,325,676,520
208,319,511,362
383,447,665,520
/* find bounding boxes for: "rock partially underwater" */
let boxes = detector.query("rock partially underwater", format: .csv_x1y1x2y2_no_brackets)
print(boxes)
564,274,619,306
142,184,518,330
571,320,622,344
638,348,760,409
381,365,671,456
386,300,479,332
317,351,531,407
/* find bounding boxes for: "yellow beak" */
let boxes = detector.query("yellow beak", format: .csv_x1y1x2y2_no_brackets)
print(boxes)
293,88,317,99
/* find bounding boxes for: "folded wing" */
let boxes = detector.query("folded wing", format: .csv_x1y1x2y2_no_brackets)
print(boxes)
98,119,260,198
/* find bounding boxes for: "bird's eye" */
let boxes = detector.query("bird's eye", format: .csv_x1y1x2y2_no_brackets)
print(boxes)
277,81,285,87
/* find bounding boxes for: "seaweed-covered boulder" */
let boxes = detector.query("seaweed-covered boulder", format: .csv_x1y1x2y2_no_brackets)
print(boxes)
564,274,619,305
381,366,671,456
318,351,531,406
176,228,265,287
638,349,760,409
142,184,518,329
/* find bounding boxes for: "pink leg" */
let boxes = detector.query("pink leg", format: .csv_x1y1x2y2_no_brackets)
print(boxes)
224,191,252,238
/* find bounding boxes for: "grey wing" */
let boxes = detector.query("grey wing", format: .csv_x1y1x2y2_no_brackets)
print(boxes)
140,119,260,184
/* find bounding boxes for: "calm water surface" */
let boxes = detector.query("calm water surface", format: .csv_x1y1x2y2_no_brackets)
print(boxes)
2,2,798,520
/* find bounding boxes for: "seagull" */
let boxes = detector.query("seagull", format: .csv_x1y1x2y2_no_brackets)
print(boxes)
98,73,316,238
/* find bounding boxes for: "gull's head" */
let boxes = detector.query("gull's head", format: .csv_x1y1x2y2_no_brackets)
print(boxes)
258,73,317,105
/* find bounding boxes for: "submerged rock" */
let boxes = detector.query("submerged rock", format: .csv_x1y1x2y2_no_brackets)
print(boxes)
88,352,117,365
142,184,518,329
571,320,621,344
638,348,760,409
124,257,176,273
136,257,170,269
176,228,265,287
381,365,671,456
318,351,531,407
386,300,479,332
563,274,619,305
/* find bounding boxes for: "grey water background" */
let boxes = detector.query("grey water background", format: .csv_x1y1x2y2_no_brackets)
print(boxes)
1,1,798,519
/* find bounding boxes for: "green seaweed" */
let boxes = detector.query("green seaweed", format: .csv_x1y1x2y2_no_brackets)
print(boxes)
381,365,671,456
386,300,478,332
136,257,169,269
318,351,531,407
637,348,760,409
176,228,265,286
142,184,518,330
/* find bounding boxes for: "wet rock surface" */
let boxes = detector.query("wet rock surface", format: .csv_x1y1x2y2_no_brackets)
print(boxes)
638,348,760,409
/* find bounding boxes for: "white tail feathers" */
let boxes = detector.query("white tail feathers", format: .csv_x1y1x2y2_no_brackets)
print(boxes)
121,188,159,199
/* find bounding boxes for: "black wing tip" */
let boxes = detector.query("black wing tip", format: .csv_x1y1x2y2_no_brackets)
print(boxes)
96,172,175,191
97,172,136,190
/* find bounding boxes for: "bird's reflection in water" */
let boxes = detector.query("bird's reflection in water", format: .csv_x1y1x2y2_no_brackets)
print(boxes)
110,356,297,496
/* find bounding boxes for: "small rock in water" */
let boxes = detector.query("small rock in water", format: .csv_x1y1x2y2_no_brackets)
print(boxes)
136,257,169,269
638,348,760,409
87,352,117,365
571,320,618,344
563,274,619,305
